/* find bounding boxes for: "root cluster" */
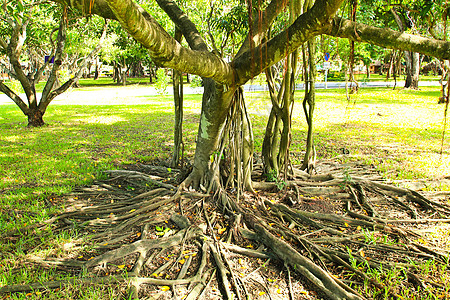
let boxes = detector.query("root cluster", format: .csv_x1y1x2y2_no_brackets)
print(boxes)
1,161,449,299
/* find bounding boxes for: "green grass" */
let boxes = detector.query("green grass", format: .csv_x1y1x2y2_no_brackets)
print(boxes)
247,86,449,181
0,84,449,298
1,86,448,226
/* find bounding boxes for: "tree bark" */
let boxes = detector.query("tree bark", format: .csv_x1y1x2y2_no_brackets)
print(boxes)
404,51,420,89
183,82,236,188
27,108,45,127
328,17,450,61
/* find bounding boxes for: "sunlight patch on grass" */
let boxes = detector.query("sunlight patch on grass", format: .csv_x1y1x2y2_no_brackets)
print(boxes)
84,115,125,124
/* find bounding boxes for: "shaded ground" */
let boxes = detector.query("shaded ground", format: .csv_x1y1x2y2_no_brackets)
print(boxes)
1,160,449,299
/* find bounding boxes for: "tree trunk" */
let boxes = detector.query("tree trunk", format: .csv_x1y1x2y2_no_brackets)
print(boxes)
386,50,396,80
27,108,45,127
404,51,420,89
183,79,236,189
94,58,99,80
122,58,127,86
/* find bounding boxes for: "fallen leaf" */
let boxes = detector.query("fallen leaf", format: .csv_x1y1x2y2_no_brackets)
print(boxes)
258,291,266,296
160,286,170,291
117,265,126,269
179,259,185,264
218,227,226,235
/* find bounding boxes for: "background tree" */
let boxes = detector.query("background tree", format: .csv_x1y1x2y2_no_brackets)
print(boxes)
0,1,107,126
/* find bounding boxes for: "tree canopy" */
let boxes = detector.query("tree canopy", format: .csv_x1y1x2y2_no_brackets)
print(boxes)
53,0,450,84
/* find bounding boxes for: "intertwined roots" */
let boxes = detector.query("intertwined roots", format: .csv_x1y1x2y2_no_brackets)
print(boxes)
1,162,449,299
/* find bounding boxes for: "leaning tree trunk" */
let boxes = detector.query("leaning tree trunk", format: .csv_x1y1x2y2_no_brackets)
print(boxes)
94,59,99,80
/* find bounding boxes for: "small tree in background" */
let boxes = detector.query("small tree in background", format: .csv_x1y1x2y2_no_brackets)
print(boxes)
0,1,107,127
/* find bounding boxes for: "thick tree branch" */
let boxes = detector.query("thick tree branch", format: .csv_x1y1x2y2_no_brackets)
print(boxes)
7,20,37,106
155,0,208,52
328,17,450,61
0,37,7,50
53,0,116,19
52,0,450,86
104,0,235,84
232,0,344,84
0,81,29,114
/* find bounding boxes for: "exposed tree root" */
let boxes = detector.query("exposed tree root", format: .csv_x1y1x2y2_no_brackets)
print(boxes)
1,161,449,299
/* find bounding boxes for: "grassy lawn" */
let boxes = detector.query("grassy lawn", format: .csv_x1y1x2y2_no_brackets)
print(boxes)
0,84,449,298
1,85,448,214
248,86,449,180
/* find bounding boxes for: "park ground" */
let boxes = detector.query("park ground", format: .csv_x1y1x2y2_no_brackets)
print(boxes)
0,78,449,299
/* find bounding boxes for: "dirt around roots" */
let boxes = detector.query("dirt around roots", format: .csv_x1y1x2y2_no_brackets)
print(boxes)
1,161,450,299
